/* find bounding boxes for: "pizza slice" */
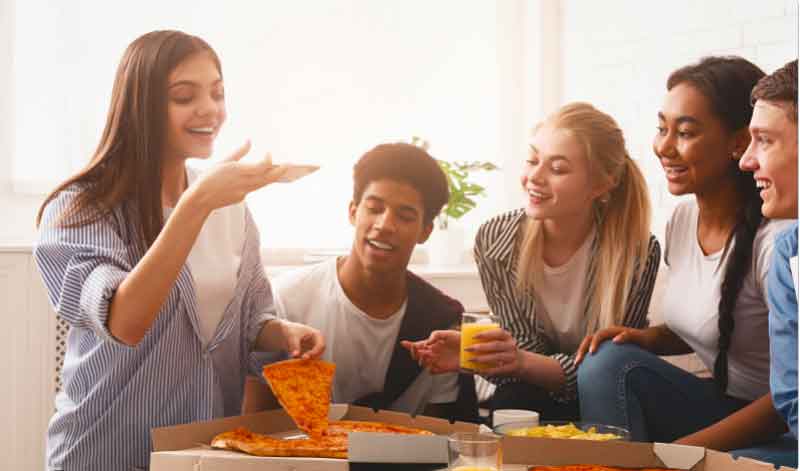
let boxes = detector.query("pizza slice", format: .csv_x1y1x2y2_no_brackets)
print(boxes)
212,427,347,459
262,359,336,437
210,422,433,459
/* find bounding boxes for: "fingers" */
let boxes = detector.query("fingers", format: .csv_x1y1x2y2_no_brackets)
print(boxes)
301,331,325,359
242,162,289,192
466,339,513,355
612,331,632,344
285,332,302,358
474,328,510,341
222,140,252,163
400,340,420,360
574,334,593,366
430,329,460,345
589,328,622,354
477,354,517,376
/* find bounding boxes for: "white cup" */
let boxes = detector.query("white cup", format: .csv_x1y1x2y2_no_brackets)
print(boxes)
492,409,540,428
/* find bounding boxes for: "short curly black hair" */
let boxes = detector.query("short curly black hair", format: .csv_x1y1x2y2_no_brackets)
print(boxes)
751,59,798,123
353,143,449,225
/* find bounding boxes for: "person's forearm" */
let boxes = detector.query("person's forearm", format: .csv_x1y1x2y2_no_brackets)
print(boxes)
646,324,694,356
108,191,210,345
514,350,566,392
676,394,788,450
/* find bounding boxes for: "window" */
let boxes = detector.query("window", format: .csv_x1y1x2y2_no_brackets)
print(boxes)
12,0,523,250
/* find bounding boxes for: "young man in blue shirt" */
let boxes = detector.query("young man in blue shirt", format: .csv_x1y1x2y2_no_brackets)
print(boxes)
739,59,798,459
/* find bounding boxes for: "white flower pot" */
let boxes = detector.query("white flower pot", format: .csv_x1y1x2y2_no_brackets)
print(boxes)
426,225,464,266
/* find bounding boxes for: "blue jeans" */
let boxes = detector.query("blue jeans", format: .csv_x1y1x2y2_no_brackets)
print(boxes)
578,342,797,468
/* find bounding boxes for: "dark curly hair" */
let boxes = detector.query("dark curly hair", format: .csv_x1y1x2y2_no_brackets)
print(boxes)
667,56,766,394
353,143,449,225
751,59,798,123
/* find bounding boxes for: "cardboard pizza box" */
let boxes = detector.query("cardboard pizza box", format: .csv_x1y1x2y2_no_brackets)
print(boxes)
149,403,479,470
150,405,794,471
500,435,796,471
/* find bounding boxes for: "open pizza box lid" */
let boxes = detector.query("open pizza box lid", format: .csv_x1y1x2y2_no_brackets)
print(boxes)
501,435,794,470
150,403,479,470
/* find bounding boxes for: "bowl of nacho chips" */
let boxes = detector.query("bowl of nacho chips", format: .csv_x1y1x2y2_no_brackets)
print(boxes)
493,420,630,441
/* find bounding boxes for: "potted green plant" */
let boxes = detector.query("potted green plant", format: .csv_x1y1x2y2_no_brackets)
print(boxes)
410,136,499,265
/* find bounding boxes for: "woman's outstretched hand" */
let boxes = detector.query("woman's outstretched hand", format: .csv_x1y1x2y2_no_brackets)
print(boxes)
187,140,289,212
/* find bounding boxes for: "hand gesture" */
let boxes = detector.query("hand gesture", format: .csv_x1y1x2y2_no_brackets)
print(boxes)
574,326,651,366
462,327,521,377
186,141,289,213
279,320,325,360
401,330,461,374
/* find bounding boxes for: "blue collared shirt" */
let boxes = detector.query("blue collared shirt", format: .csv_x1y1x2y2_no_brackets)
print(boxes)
768,222,798,438
35,187,276,470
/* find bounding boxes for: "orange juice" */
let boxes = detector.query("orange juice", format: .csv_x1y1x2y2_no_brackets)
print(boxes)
460,322,499,372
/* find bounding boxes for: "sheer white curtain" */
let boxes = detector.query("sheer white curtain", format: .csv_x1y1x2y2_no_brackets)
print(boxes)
13,0,515,250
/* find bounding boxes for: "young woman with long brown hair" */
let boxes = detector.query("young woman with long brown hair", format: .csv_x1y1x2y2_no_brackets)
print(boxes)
35,30,324,470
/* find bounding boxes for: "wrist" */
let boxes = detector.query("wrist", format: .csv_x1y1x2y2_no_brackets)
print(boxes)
180,185,213,217
511,349,526,377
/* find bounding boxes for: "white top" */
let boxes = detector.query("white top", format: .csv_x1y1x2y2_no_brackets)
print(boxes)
271,258,459,415
536,228,594,353
171,166,245,346
662,200,792,400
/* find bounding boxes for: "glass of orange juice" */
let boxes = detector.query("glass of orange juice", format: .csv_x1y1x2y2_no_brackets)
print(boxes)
447,432,502,471
459,312,500,373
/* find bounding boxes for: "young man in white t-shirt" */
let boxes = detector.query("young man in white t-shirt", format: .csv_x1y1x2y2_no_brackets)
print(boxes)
248,143,479,421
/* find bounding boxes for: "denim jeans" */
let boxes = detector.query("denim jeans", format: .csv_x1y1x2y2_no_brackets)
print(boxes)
578,342,797,468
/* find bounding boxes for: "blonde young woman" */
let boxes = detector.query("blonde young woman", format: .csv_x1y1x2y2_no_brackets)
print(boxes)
405,102,660,420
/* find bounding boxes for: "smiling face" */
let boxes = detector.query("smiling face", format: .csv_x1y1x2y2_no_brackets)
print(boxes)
163,50,226,161
740,100,799,218
653,83,743,196
521,125,602,224
348,179,433,275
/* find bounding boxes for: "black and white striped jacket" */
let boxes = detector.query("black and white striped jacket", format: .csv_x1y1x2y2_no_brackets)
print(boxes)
473,209,661,402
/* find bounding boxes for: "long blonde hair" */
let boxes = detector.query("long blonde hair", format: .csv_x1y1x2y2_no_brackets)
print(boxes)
516,102,651,330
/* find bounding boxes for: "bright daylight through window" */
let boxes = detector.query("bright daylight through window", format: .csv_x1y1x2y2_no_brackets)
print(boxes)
12,1,506,250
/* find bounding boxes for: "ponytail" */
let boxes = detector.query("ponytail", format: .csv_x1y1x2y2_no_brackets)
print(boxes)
590,153,651,330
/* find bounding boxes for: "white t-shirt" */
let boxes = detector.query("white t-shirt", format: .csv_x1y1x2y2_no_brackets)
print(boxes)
166,166,245,347
536,228,594,353
271,258,459,415
662,200,792,400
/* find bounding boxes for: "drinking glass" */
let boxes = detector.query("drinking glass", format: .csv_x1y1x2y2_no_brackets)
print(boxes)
459,312,500,373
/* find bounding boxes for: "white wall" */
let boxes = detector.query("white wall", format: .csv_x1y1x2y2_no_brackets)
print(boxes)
0,0,45,245
0,1,561,253
560,0,798,242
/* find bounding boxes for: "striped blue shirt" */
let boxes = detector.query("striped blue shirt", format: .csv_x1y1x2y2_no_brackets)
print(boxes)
35,187,276,471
